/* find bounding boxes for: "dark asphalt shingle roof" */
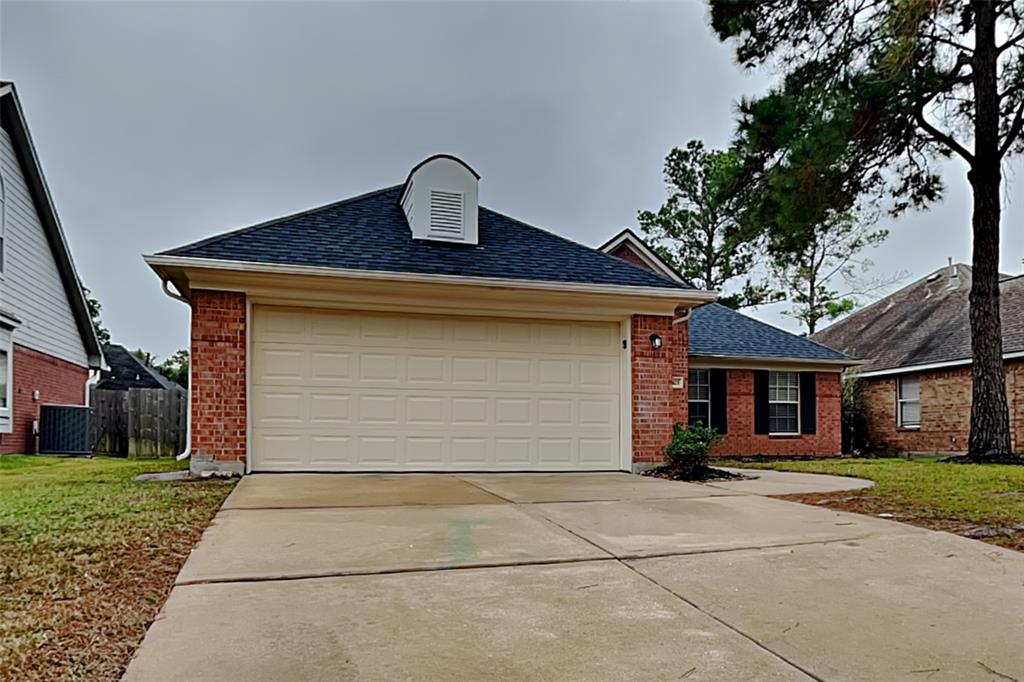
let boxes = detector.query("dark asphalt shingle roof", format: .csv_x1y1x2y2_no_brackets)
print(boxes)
97,344,181,391
811,264,1024,373
161,186,690,291
689,303,851,362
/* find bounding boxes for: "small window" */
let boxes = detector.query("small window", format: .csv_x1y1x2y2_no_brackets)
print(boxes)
688,368,710,426
768,371,800,434
898,376,921,428
0,330,10,432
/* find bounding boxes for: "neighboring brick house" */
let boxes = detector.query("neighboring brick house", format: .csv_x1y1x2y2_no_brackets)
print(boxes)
146,155,851,475
0,83,103,454
812,262,1024,455
601,230,851,459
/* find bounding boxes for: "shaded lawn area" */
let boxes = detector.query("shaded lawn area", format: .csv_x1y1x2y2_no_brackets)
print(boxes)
716,457,1024,552
0,456,235,681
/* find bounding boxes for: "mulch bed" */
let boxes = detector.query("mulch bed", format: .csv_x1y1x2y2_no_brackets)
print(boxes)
777,491,1024,553
642,465,746,482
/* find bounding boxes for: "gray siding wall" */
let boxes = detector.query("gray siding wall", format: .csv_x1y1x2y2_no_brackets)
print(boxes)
0,126,88,367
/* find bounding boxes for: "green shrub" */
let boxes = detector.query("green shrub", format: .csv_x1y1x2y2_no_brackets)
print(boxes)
663,422,721,478
841,374,874,455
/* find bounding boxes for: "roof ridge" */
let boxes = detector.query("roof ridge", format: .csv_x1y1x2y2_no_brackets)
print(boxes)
813,263,964,337
707,302,852,360
477,206,692,290
160,184,403,256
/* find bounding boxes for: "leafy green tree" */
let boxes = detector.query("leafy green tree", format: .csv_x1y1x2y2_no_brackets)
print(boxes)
638,140,777,309
770,213,894,334
709,0,1024,461
83,287,110,345
156,349,189,389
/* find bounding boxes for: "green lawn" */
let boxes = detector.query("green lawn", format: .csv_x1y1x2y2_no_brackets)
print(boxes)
0,455,235,681
716,457,1024,550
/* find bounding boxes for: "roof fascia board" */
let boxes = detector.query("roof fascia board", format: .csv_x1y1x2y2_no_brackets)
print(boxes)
688,354,856,371
0,85,102,368
855,350,1024,378
598,230,685,284
144,254,718,303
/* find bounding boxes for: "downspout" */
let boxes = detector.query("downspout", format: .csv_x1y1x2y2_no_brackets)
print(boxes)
159,278,192,462
672,306,692,324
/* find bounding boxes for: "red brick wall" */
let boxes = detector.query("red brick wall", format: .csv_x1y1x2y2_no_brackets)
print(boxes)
863,361,1024,454
191,290,247,465
710,370,842,457
0,344,88,454
631,315,687,465
610,243,648,268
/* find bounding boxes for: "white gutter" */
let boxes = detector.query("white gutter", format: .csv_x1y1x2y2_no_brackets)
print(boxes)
143,254,719,303
854,350,1024,378
688,353,859,367
159,278,193,462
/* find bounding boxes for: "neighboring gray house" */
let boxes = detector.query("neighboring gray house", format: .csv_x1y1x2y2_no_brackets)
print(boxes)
0,81,103,453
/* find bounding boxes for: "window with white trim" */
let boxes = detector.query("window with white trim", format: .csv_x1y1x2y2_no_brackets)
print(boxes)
0,329,11,433
898,375,921,428
768,371,800,434
688,368,710,426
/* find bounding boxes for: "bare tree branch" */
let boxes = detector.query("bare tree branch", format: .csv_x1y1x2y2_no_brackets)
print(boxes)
1000,99,1024,157
915,102,975,162
998,31,1024,54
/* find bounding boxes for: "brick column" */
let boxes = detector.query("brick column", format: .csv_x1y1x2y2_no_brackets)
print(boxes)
630,314,687,468
190,290,247,475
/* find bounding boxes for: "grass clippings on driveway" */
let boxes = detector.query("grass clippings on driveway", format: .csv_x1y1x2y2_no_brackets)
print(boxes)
0,456,235,681
716,457,1024,552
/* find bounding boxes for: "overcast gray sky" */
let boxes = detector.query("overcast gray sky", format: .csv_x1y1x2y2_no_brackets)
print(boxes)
2,1,1022,360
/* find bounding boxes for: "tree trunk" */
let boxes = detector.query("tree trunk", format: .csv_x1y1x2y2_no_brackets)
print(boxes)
967,0,1015,460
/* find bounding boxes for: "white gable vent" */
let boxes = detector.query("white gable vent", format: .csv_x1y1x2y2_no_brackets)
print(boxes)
400,155,479,244
429,190,464,237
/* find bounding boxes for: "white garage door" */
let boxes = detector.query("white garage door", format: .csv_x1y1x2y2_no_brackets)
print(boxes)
250,306,623,472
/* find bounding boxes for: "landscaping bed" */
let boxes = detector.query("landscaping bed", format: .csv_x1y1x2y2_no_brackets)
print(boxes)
716,457,1024,552
0,456,235,681
642,465,744,482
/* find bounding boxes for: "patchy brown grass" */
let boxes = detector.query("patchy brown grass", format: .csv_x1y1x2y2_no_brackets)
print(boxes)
777,491,1024,553
0,456,234,681
717,457,1024,553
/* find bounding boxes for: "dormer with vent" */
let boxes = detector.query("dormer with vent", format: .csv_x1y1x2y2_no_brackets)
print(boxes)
399,155,480,244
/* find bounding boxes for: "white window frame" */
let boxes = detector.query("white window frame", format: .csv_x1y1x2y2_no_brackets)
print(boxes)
768,370,800,435
0,329,11,433
897,375,921,429
688,368,710,426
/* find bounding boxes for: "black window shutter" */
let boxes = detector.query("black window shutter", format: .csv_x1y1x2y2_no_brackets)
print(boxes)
709,368,728,434
753,370,770,434
800,372,817,434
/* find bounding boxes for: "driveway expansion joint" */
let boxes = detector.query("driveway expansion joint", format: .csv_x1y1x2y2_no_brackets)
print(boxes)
174,556,617,587
619,560,825,682
535,502,828,681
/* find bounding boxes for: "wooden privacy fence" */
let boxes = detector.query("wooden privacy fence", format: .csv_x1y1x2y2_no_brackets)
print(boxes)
91,388,187,458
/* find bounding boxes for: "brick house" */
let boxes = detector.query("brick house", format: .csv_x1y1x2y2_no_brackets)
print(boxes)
146,156,852,475
0,83,104,454
601,230,850,459
812,262,1024,455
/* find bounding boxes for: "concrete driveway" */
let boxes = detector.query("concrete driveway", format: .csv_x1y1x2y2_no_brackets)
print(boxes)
125,472,1024,682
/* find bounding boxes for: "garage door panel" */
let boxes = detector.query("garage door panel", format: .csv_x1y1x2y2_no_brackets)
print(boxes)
252,307,622,472
254,391,305,425
309,436,354,466
451,357,490,384
255,390,618,431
